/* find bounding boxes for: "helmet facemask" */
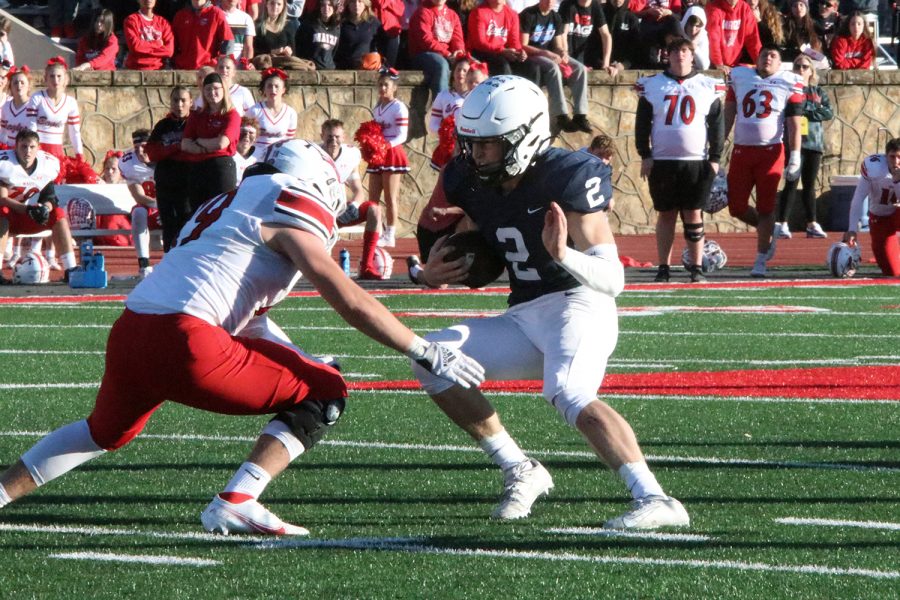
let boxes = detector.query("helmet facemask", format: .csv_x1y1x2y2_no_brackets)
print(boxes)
458,113,542,186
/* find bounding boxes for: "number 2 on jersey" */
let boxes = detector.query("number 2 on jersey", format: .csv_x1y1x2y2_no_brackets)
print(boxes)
495,227,539,281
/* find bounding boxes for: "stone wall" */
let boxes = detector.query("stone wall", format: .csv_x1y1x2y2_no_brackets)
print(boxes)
68,69,900,236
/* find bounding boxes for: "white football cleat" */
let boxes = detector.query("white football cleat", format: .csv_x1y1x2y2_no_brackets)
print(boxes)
750,255,767,278
603,495,690,530
200,495,310,536
139,266,153,279
491,459,554,520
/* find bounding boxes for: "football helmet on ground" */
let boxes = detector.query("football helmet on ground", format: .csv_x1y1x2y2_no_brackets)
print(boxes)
455,76,551,185
682,239,728,273
13,252,50,284
826,242,861,278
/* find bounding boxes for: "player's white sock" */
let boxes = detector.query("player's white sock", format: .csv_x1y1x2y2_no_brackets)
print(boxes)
618,461,665,500
60,252,77,270
45,247,56,261
132,207,150,259
479,430,528,472
222,462,272,501
0,483,11,508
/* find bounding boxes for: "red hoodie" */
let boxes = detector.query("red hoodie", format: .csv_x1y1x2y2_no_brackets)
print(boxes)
705,0,760,68
830,35,874,70
124,12,175,70
75,34,119,71
372,0,405,37
467,3,522,54
408,2,465,58
172,2,233,70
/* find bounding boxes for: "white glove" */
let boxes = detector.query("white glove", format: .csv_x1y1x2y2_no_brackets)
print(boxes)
784,150,801,182
406,336,485,389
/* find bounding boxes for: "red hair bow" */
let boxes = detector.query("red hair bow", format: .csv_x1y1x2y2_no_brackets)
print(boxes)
379,66,399,80
6,65,30,80
261,67,288,82
462,53,488,75
105,150,123,160
46,56,68,69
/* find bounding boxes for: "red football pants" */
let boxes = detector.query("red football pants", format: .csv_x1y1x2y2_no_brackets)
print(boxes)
87,310,348,450
727,143,785,217
868,211,900,276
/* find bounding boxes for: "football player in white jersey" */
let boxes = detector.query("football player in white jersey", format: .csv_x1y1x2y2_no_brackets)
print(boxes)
120,128,160,278
321,118,386,279
635,38,725,283
843,138,900,277
0,140,484,536
416,76,689,530
724,45,804,277
0,129,78,282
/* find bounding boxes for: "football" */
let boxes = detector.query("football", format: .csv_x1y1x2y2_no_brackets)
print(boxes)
442,231,506,289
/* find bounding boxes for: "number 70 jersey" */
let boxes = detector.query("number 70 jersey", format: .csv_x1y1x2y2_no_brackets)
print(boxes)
635,72,725,160
727,66,804,146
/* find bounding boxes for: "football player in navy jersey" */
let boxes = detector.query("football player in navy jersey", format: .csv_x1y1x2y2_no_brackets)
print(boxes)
415,75,690,530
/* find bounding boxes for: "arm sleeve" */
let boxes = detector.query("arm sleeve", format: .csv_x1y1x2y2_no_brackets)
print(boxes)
90,35,119,69
634,96,653,159
428,94,444,133
706,97,725,163
223,110,241,150
449,12,465,54
387,103,409,147
67,103,83,155
705,7,723,66
467,9,489,52
38,181,58,207
847,174,869,233
410,9,444,54
806,86,833,122
830,36,850,69
742,16,761,61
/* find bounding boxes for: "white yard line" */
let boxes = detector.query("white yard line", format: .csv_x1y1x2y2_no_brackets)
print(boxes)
0,431,895,473
0,522,270,543
252,537,899,580
545,528,713,542
48,551,220,567
776,517,900,531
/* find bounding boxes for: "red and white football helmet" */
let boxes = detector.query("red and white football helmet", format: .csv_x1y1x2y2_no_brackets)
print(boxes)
13,252,50,284
371,248,393,280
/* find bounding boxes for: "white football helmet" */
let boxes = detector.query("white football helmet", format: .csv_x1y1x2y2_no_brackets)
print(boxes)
370,247,393,280
455,75,551,184
826,242,861,278
705,172,729,214
13,252,50,284
263,139,347,216
682,239,728,273
66,197,96,230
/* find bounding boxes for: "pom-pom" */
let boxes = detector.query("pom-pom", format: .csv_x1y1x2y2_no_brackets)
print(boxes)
354,120,390,167
60,155,100,184
430,114,457,169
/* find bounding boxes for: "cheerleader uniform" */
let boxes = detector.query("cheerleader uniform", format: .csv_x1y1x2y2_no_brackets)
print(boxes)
367,97,409,174
245,101,298,160
27,91,83,160
0,97,33,148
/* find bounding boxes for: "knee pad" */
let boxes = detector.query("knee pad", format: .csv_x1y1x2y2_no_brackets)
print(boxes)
683,222,704,243
549,389,598,427
272,397,346,452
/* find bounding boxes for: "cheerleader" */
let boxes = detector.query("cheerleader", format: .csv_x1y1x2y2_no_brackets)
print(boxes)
367,67,408,248
246,67,297,160
0,65,34,268
216,54,256,116
428,55,488,171
29,57,83,162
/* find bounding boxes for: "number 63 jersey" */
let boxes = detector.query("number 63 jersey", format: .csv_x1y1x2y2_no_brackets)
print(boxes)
635,72,726,160
727,66,804,147
126,172,343,334
443,147,612,306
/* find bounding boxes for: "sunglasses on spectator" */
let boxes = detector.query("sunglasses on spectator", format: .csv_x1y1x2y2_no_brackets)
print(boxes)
794,63,812,70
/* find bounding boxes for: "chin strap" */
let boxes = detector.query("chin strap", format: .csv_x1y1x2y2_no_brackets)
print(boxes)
557,243,624,298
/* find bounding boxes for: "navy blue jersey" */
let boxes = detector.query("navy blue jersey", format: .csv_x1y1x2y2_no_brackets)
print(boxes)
444,147,613,306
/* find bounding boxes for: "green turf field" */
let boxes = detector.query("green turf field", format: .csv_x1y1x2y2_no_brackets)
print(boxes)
0,281,898,599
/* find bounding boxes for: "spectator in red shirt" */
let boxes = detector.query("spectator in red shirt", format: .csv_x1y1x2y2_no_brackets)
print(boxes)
831,11,874,70
74,10,119,71
373,0,405,66
466,0,538,80
408,0,466,98
705,0,761,72
181,72,240,211
172,0,235,70
125,0,175,70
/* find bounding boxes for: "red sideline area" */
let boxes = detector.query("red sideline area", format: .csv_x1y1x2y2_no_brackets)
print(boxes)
351,366,900,400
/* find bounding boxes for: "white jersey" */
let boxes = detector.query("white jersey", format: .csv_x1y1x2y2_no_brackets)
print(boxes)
119,149,156,199
373,99,409,147
728,67,804,147
191,84,255,116
328,144,362,184
27,91,83,154
428,89,465,133
224,8,256,60
233,149,258,180
848,154,900,230
246,102,298,160
0,149,60,203
126,172,343,334
0,98,35,148
636,72,725,161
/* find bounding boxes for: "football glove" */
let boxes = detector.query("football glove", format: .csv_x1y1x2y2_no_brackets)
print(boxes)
784,151,802,182
406,336,485,389
27,204,50,225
